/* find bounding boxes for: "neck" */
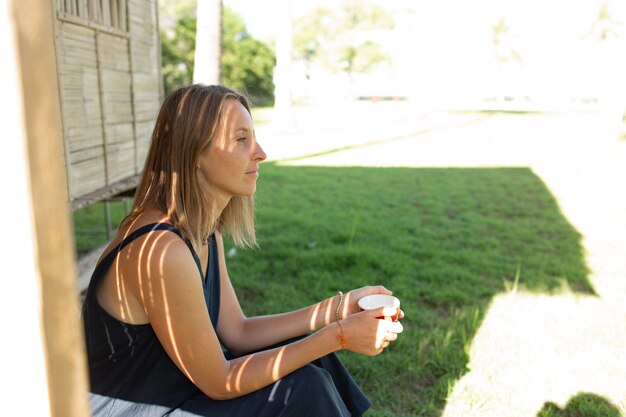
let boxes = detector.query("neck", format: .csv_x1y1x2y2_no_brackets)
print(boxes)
205,192,231,226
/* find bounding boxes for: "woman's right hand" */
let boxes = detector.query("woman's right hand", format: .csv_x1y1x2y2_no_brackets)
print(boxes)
337,307,404,356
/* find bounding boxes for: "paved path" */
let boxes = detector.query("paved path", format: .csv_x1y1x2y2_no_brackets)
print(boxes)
256,103,626,416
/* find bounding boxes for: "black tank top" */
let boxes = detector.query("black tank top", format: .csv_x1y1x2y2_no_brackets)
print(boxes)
82,223,221,415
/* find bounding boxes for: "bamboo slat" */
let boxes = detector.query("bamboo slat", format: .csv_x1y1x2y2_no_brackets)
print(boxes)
132,84,160,99
97,33,129,69
133,102,159,121
78,0,87,19
105,140,135,183
134,120,153,139
104,123,133,145
101,0,111,27
128,44,155,68
69,145,103,164
110,0,118,29
135,142,151,171
134,119,153,168
128,0,160,141
61,91,101,139
127,0,154,36
56,21,104,182
66,126,103,150
59,23,96,48
120,0,127,31
132,69,159,82
70,158,106,197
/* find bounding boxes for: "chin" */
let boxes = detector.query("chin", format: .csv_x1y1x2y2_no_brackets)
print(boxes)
235,187,256,197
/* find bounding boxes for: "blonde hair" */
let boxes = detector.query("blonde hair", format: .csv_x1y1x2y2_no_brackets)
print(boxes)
124,84,257,250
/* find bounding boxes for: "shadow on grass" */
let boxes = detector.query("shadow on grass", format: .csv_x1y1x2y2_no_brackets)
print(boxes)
224,163,592,417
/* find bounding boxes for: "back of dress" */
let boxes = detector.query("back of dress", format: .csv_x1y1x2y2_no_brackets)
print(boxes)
82,223,219,416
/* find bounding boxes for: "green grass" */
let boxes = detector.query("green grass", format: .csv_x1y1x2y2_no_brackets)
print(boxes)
224,164,591,416
73,164,592,416
73,200,129,256
537,393,622,417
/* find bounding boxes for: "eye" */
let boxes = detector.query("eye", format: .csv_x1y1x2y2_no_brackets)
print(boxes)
236,136,247,142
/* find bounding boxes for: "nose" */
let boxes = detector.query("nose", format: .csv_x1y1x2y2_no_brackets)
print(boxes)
254,140,267,162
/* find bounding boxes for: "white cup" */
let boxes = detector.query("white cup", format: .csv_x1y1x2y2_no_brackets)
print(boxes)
357,294,401,321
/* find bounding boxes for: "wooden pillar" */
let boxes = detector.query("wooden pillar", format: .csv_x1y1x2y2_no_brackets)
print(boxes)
1,0,90,416
272,0,295,131
193,0,222,85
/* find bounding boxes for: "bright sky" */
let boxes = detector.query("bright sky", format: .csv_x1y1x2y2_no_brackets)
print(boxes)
223,0,626,107
223,0,320,41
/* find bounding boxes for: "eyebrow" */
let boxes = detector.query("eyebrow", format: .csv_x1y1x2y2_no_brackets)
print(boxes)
234,127,257,139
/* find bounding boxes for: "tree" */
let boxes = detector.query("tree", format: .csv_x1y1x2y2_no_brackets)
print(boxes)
337,41,390,96
581,2,621,42
492,16,522,67
579,2,625,122
221,7,276,105
160,6,196,95
160,4,275,103
292,8,334,82
293,0,393,97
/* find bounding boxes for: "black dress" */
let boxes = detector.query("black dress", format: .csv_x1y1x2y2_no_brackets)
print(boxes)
82,223,371,416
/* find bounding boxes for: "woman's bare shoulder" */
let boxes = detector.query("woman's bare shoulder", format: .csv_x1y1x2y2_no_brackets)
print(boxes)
100,210,176,256
96,210,198,324
119,211,192,265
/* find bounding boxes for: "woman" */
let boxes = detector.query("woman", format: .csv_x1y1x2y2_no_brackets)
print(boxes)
82,84,403,417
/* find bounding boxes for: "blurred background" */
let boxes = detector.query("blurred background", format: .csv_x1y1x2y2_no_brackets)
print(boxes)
161,0,626,115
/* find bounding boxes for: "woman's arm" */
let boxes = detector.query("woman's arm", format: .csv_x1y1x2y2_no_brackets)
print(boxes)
132,232,401,400
220,295,340,356
214,232,397,356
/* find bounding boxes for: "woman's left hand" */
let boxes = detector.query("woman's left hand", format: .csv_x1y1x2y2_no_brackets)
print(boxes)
340,285,404,320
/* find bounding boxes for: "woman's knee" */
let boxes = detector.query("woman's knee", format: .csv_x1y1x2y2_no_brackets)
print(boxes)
278,365,348,416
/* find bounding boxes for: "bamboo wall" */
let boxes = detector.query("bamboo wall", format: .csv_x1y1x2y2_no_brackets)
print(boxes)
54,0,162,208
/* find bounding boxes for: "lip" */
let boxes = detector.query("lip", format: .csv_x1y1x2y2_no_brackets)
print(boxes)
245,170,259,176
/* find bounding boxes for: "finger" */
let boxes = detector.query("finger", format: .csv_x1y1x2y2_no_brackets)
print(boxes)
386,331,398,342
382,306,400,318
375,285,393,295
398,309,405,319
368,306,401,320
369,306,389,318
387,321,404,334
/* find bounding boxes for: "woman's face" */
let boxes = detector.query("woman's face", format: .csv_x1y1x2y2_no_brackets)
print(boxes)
197,100,266,201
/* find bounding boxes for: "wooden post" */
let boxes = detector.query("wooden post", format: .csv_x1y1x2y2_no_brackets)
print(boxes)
193,0,222,85
104,200,112,240
2,0,91,416
272,0,295,131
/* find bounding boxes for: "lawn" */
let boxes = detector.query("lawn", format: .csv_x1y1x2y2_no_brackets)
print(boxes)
73,163,591,416
73,200,129,256
224,163,591,417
